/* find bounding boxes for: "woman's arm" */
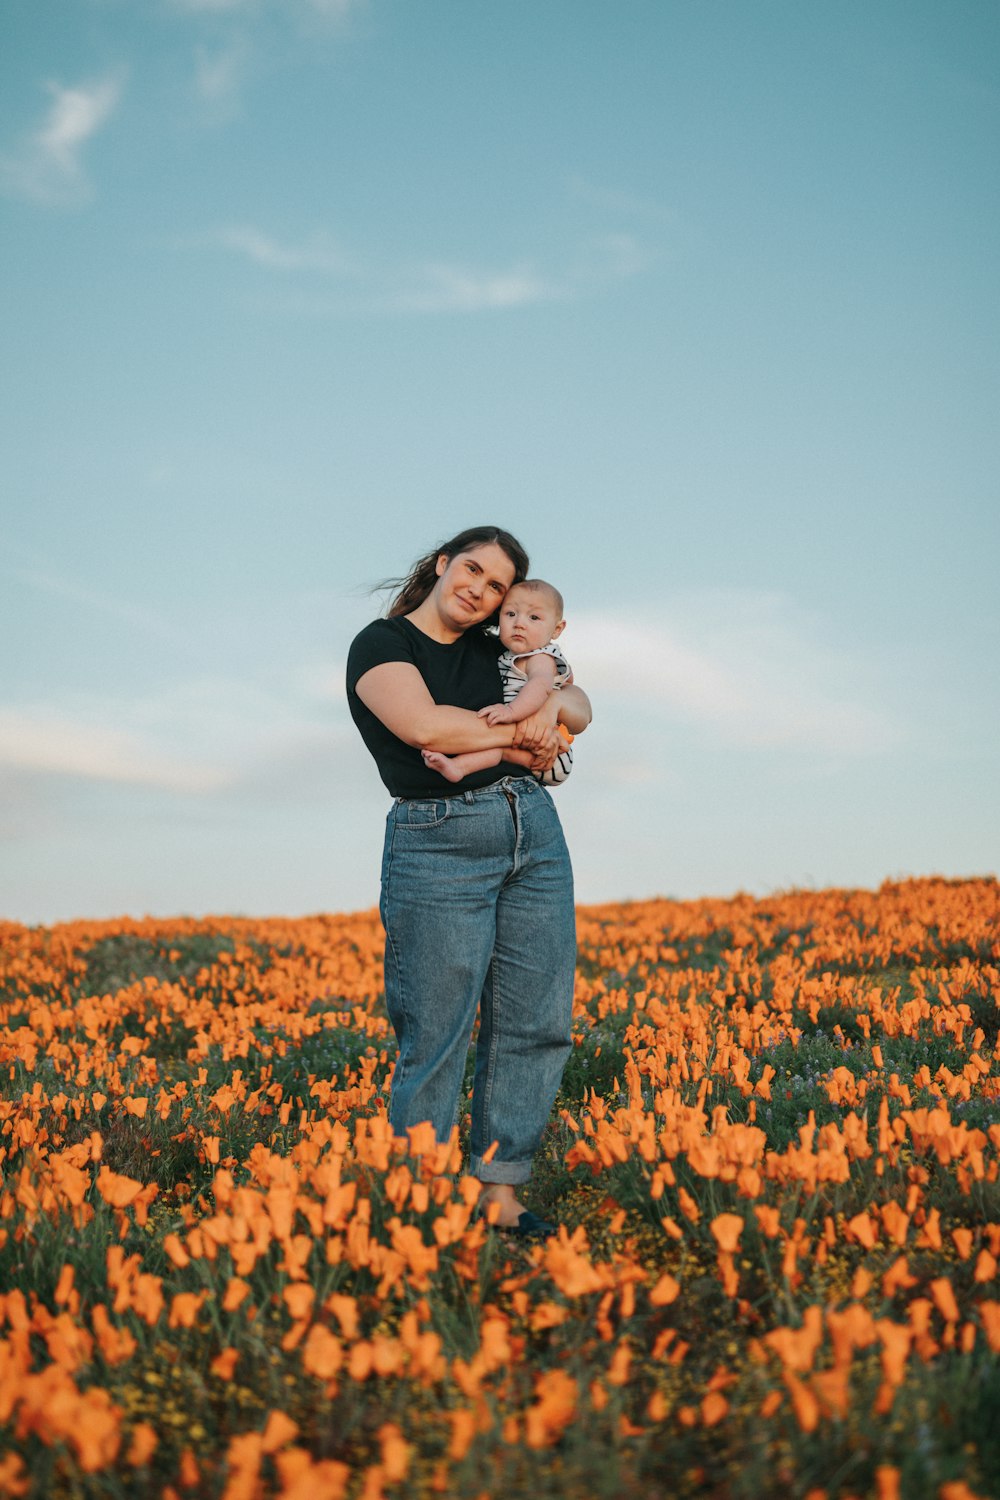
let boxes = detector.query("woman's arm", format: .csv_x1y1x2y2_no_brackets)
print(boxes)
355,661,560,757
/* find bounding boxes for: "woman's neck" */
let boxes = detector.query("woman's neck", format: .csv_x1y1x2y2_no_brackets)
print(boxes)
405,595,463,644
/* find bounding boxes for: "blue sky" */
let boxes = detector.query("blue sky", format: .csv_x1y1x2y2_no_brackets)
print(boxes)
2,0,997,923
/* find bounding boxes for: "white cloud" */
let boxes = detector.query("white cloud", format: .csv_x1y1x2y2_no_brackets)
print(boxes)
207,224,353,274
567,594,898,755
198,225,562,310
291,658,348,702
170,0,361,17
0,77,121,206
37,81,118,163
0,709,228,793
568,176,674,222
0,672,357,805
590,233,650,280
199,221,649,315
302,0,360,15
171,0,258,11
12,563,193,648
169,0,364,114
384,238,647,312
194,41,252,114
202,226,553,306
395,261,559,314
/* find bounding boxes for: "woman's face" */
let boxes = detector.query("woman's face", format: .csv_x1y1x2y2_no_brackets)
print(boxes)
434,543,518,632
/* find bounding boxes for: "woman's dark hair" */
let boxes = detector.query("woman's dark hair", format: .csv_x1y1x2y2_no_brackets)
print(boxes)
384,526,530,621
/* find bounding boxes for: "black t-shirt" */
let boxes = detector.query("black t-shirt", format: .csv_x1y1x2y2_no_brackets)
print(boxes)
346,615,533,798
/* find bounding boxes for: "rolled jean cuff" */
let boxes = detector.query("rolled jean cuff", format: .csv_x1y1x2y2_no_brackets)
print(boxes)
469,1153,532,1186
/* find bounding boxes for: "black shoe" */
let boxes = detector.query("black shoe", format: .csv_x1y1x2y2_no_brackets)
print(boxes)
499,1209,558,1239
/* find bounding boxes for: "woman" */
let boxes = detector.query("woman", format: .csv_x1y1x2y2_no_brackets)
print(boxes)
346,525,592,1236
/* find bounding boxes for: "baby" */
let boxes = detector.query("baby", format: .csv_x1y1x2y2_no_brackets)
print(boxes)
422,579,574,786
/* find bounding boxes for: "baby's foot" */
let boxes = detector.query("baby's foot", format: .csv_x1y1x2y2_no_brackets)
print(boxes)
421,750,464,783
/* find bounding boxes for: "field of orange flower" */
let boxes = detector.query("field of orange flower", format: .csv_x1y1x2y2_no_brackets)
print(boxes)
1,875,999,1499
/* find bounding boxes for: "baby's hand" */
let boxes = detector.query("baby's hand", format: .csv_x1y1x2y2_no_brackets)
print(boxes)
477,703,515,725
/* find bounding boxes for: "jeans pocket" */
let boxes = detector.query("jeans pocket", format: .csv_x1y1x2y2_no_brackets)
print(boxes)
399,798,451,829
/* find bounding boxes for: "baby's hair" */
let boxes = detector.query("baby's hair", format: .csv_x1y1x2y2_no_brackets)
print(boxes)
508,578,564,618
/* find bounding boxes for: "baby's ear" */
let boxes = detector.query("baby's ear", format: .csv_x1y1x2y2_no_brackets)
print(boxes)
551,618,566,640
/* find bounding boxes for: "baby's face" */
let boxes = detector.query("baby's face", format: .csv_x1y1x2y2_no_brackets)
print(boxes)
498,586,562,655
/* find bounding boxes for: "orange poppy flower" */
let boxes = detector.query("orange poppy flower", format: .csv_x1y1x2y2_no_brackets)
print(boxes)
96,1167,142,1208
126,1423,157,1468
211,1348,239,1380
874,1469,900,1500
710,1213,744,1253
302,1325,343,1381
783,1370,820,1433
525,1369,578,1449
262,1411,299,1454
701,1391,728,1426
976,1301,1000,1352
283,1284,314,1322
930,1278,960,1324
168,1292,206,1330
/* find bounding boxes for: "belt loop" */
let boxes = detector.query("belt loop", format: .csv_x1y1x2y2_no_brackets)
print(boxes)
463,790,474,804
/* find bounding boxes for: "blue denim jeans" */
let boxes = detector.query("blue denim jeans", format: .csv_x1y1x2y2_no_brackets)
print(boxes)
379,775,575,1185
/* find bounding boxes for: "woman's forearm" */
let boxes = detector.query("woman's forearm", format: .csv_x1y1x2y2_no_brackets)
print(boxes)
354,660,571,760
355,664,519,754
413,705,518,754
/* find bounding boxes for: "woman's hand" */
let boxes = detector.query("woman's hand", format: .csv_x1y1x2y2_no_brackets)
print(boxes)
514,684,590,771
511,697,563,769
529,735,563,772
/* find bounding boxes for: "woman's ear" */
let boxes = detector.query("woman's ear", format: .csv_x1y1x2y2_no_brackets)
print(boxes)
435,553,449,577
